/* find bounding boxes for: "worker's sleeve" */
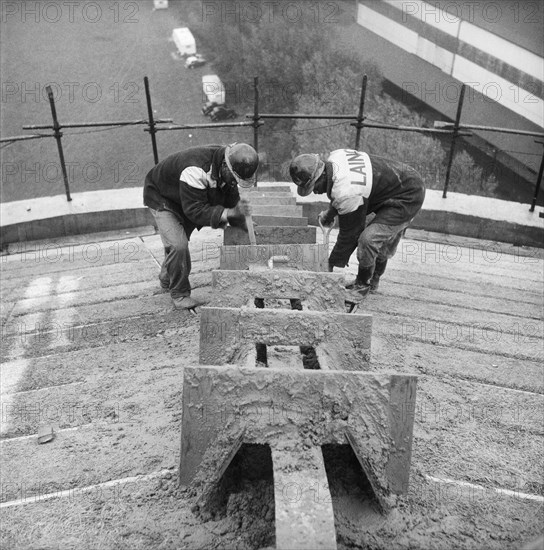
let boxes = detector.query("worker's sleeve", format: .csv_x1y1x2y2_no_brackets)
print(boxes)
222,182,240,209
328,204,367,268
178,167,225,228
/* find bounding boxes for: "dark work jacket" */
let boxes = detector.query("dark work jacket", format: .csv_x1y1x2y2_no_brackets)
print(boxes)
143,145,240,238
315,154,425,267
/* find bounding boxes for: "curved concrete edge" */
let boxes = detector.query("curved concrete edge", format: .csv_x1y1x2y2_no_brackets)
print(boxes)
260,182,544,247
0,187,153,249
1,185,543,249
301,202,544,249
1,208,155,248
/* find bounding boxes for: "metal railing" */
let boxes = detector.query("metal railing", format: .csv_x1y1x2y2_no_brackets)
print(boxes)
2,75,543,211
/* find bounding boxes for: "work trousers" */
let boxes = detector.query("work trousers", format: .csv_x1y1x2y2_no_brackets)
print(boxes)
357,220,410,269
149,208,192,299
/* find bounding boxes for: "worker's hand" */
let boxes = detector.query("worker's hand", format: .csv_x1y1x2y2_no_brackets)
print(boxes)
226,206,248,230
318,210,335,227
227,216,248,231
226,217,258,233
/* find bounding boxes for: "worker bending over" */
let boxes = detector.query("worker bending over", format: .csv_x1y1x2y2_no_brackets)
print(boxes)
144,142,259,309
290,149,425,297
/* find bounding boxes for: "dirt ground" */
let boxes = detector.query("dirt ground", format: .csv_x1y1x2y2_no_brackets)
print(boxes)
1,226,543,549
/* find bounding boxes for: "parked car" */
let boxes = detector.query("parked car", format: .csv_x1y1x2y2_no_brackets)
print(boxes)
185,54,206,69
201,101,219,115
209,106,238,122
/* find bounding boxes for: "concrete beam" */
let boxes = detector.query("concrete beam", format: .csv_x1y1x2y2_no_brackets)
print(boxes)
272,446,337,549
243,196,296,205
199,307,372,368
211,269,346,310
252,215,308,227
180,365,417,507
223,226,317,245
219,243,328,271
241,191,293,199
252,205,302,216
244,185,292,193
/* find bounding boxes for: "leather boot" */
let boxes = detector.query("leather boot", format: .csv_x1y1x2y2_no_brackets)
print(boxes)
370,259,387,293
172,296,200,310
346,265,374,298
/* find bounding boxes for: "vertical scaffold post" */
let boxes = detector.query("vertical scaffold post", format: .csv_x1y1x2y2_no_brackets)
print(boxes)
530,141,543,212
442,84,466,198
144,76,159,165
253,76,260,187
354,75,367,150
46,85,71,202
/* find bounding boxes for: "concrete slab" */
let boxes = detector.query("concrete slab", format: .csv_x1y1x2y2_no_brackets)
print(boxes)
0,238,154,279
180,365,417,508
241,191,294,199
251,205,303,217
244,185,292,193
3,226,155,256
211,269,346,311
252,215,308,226
1,366,184,487
223,226,317,245
272,446,337,550
199,307,372,368
243,196,296,205
219,243,328,271
1,225,542,548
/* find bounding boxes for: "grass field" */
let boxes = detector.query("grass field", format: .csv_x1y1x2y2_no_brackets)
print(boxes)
0,0,252,203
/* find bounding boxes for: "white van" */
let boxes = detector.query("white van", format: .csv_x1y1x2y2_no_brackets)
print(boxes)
202,75,226,105
172,27,196,57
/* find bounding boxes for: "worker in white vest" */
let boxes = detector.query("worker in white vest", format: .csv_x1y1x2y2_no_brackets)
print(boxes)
290,149,426,297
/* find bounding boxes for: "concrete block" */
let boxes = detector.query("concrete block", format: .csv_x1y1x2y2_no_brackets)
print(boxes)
252,205,302,216
252,215,308,226
199,307,372,368
241,191,293,198
180,365,417,509
223,226,316,245
272,446,337,549
243,196,296,205
244,185,292,193
219,243,328,271
211,269,346,310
